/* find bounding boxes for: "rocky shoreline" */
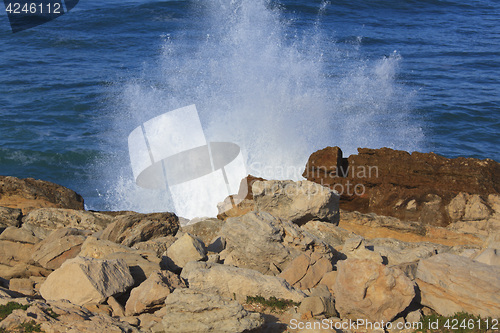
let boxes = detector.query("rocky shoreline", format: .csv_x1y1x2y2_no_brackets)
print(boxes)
0,147,499,332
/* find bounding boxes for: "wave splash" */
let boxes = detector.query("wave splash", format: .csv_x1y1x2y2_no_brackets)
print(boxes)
100,0,423,216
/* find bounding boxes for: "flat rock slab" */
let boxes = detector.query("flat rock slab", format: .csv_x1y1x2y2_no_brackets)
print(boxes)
416,253,500,317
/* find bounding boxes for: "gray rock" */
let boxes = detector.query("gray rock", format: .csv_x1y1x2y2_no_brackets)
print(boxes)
253,180,340,225
159,288,264,333
40,256,134,305
181,261,306,303
0,206,22,229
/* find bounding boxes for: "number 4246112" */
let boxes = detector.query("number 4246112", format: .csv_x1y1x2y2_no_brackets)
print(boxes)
5,2,62,14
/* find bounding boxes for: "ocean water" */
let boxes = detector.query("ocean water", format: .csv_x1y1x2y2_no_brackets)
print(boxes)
0,0,498,214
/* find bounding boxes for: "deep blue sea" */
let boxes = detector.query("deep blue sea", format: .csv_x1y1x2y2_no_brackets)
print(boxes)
1,0,499,213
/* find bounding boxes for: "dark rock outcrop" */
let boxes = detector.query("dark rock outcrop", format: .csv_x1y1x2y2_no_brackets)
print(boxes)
303,147,500,226
0,176,84,213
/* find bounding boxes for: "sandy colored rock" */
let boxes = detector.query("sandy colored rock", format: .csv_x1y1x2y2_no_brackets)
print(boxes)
181,261,306,303
342,235,383,263
334,258,415,322
0,226,40,266
30,227,88,270
416,253,500,317
165,233,207,271
9,278,35,296
40,256,134,305
181,218,224,246
0,206,22,229
125,270,186,316
253,179,340,225
0,176,84,214
474,248,500,266
22,208,113,234
100,212,179,247
159,288,264,333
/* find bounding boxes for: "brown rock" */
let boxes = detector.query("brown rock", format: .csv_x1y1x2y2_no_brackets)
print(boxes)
0,206,22,229
100,212,179,247
0,227,40,266
0,176,84,214
303,147,500,227
216,175,265,220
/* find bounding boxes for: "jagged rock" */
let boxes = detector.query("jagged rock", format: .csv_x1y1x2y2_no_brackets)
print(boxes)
334,258,415,322
300,220,355,248
100,212,179,247
159,288,264,333
180,261,306,303
181,218,224,247
298,285,337,318
22,208,113,235
0,176,84,214
125,270,186,316
279,253,333,290
132,235,176,257
364,238,450,266
0,227,40,266
216,175,265,220
252,180,340,225
219,211,332,276
303,146,500,226
416,253,500,317
341,235,383,263
0,206,22,229
474,248,500,266
30,228,88,270
79,236,160,284
0,300,140,332
447,193,500,236
165,233,207,271
39,256,134,305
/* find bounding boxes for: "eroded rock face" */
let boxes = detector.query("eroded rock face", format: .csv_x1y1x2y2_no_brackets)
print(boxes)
219,211,333,276
100,212,179,247
0,176,84,213
180,261,306,303
333,258,415,322
416,253,500,317
39,256,134,305
252,180,340,225
303,146,500,226
160,288,264,333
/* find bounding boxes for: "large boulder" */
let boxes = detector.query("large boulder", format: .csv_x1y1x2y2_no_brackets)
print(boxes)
125,270,186,316
0,176,84,214
39,256,134,305
79,236,160,284
219,211,332,275
333,258,415,322
22,208,113,235
30,228,88,270
303,146,500,227
416,253,500,317
165,233,207,271
0,226,40,266
252,180,340,225
180,261,306,303
100,212,179,247
159,288,264,333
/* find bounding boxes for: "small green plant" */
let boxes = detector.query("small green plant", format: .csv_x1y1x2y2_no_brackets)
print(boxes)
0,302,29,320
45,308,59,319
246,295,300,312
19,320,42,332
414,312,498,333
